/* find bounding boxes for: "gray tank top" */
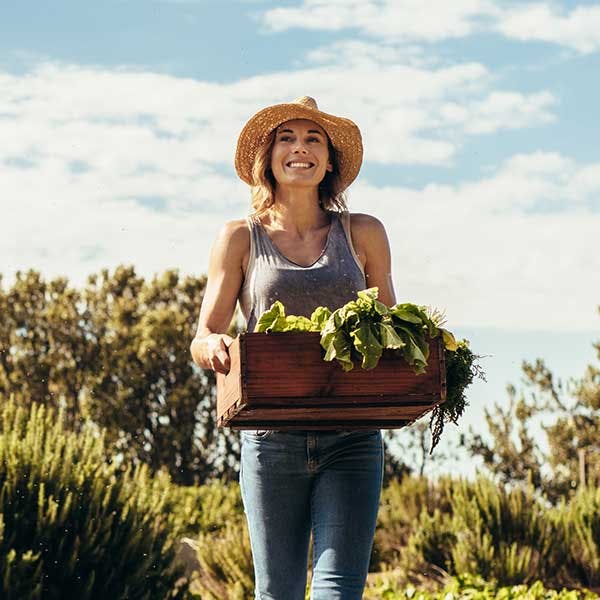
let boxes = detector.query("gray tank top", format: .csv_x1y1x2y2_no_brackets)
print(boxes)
239,211,366,332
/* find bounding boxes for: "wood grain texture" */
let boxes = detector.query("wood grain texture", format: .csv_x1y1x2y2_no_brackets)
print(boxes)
216,332,446,429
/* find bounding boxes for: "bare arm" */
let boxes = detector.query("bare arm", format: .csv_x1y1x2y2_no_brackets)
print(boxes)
189,219,249,373
350,213,397,306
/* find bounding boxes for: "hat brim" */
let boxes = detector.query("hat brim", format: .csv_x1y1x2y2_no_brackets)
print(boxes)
235,102,363,191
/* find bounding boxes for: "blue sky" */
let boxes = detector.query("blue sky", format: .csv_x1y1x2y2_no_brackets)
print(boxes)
2,0,599,475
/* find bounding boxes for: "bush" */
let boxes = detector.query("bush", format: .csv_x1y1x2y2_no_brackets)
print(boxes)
190,516,254,600
373,475,454,569
448,477,560,584
365,573,597,599
155,474,244,540
0,395,190,600
403,476,565,586
562,486,600,587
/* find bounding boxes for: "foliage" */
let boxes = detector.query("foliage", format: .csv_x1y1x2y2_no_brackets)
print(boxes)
429,338,486,451
190,517,254,600
255,287,458,373
364,572,597,599
0,266,240,485
466,326,600,502
0,396,190,600
561,485,600,587
255,287,485,450
373,475,454,570
466,383,545,492
403,476,567,587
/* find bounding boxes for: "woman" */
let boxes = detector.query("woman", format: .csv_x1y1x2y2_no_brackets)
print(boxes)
190,96,396,600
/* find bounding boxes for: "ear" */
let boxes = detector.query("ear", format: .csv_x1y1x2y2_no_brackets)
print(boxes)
326,161,333,172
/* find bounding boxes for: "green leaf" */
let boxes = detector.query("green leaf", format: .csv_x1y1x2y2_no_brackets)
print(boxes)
254,301,286,332
393,324,428,367
310,306,331,331
441,328,458,351
357,287,379,302
378,322,405,349
373,298,389,316
280,315,313,331
350,321,383,370
321,329,354,371
389,306,423,324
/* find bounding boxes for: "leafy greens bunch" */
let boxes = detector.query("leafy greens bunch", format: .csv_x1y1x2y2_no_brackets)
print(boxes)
255,287,457,372
254,287,485,451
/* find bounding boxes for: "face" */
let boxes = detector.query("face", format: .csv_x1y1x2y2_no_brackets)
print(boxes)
269,119,333,189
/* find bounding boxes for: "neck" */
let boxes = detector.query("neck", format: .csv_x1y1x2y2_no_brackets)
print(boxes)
268,186,329,234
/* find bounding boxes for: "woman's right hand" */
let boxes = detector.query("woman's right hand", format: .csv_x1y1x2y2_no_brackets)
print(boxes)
204,333,235,374
189,219,249,374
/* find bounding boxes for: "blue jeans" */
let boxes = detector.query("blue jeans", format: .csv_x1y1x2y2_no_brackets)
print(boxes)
239,429,384,600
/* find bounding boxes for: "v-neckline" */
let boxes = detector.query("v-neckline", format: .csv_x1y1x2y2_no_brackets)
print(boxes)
256,213,336,269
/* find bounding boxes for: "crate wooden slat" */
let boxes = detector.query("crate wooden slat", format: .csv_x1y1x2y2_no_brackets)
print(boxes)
216,331,446,430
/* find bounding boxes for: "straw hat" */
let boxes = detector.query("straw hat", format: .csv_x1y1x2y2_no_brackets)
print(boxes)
235,96,363,191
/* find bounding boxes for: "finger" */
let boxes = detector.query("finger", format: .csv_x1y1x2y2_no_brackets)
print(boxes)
214,358,230,374
221,335,235,348
209,357,228,375
216,349,231,371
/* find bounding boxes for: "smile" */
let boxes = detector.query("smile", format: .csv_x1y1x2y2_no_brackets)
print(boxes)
286,161,314,169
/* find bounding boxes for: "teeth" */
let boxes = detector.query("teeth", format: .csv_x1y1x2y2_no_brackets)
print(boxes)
287,162,313,168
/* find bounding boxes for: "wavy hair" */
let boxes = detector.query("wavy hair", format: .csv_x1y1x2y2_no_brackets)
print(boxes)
250,128,348,216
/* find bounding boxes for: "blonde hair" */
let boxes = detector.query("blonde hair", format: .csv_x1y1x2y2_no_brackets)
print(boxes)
250,129,348,216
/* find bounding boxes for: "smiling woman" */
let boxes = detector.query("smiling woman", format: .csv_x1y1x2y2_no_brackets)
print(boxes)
190,96,396,600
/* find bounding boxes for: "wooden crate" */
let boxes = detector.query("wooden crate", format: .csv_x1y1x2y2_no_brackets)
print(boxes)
216,332,446,430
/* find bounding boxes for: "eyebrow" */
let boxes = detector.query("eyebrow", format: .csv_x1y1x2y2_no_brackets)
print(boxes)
277,128,324,136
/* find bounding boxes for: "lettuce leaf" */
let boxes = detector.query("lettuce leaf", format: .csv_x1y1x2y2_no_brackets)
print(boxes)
350,320,383,370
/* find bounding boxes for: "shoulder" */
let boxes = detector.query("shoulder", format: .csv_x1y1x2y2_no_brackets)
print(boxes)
215,218,250,248
209,218,250,270
347,212,388,239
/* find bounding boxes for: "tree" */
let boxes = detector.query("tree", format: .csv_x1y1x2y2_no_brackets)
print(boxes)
0,266,240,485
466,315,600,501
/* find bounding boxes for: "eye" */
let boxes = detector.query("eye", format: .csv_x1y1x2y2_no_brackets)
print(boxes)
307,136,320,142
278,135,292,142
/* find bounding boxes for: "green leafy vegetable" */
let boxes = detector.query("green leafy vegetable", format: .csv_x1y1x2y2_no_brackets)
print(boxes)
253,287,485,449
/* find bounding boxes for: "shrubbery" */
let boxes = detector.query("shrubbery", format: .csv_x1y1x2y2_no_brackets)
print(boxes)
365,573,598,599
0,395,190,600
3,393,600,598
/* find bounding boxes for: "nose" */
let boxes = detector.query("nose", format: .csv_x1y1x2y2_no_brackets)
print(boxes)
292,140,308,154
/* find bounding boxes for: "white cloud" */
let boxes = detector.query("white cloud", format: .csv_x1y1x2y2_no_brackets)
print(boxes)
263,0,499,41
304,40,433,69
263,0,600,55
1,62,591,330
461,91,557,134
496,4,600,54
349,151,599,331
0,59,556,177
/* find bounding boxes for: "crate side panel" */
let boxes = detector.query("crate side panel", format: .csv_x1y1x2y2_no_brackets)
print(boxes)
216,337,243,425
241,332,441,399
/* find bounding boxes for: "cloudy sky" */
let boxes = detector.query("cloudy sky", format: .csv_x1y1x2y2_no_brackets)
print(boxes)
2,0,599,471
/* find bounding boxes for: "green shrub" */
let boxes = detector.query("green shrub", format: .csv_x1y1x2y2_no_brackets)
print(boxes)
562,486,600,587
374,475,454,569
403,476,565,586
0,395,190,599
449,477,560,584
154,474,243,540
190,516,254,600
365,572,597,599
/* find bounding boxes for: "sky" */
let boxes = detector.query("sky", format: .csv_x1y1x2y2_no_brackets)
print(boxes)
2,0,599,476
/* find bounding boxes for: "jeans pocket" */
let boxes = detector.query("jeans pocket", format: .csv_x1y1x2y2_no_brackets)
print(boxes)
244,429,274,440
